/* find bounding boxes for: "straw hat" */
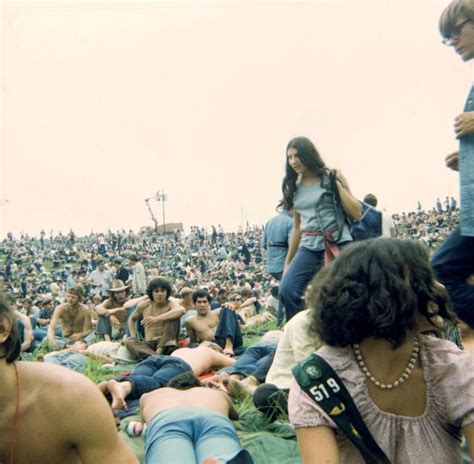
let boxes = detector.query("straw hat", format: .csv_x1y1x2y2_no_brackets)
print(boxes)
108,279,130,293
111,345,136,363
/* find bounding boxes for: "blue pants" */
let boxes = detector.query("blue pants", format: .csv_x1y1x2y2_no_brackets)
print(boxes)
220,341,277,382
16,321,39,353
214,308,243,349
114,356,192,399
431,227,474,327
279,246,324,321
44,351,88,371
269,272,285,325
144,407,254,464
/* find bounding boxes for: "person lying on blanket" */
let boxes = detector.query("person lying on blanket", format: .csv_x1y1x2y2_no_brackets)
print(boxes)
98,342,235,410
134,371,255,464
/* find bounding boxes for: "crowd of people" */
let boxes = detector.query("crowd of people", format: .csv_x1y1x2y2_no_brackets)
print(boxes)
0,198,459,315
2,1,474,463
0,203,468,463
393,203,460,248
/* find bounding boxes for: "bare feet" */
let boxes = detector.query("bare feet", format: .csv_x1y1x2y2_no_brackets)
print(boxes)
107,379,128,410
224,337,234,357
224,377,248,400
223,348,234,357
240,375,259,395
97,380,109,396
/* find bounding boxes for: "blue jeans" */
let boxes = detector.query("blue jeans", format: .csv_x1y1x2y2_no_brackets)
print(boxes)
44,351,88,372
144,408,254,464
220,341,277,381
269,272,285,325
114,356,192,399
214,308,243,349
279,246,324,321
431,227,474,327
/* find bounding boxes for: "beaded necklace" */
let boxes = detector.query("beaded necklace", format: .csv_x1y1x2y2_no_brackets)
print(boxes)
352,336,420,390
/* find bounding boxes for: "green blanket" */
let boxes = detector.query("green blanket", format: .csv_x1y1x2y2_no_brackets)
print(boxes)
119,410,301,464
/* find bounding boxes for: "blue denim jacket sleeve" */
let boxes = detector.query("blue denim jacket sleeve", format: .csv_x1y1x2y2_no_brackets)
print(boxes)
459,85,474,236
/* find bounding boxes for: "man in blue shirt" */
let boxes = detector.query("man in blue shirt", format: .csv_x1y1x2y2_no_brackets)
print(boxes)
262,210,293,325
434,1,474,328
262,210,293,281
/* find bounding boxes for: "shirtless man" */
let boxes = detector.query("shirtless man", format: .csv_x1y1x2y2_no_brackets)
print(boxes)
98,342,235,410
138,378,254,464
0,292,138,464
124,277,185,359
185,289,243,356
47,286,92,349
95,280,147,341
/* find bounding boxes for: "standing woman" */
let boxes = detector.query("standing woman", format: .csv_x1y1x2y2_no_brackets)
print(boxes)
278,136,361,321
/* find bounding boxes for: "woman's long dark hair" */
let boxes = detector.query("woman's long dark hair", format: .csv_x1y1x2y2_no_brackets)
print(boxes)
0,293,22,364
278,137,327,211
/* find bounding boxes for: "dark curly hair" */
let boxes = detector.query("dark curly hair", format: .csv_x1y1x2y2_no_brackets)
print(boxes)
167,371,203,390
192,289,211,304
146,277,172,301
307,238,456,349
278,136,327,211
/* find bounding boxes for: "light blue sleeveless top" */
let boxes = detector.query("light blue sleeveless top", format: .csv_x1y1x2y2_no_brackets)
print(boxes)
293,181,352,251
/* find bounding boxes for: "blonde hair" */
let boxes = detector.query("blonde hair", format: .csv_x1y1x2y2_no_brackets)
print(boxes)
439,0,474,38
179,287,193,298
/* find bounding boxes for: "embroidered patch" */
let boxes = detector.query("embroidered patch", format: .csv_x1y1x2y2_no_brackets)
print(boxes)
304,364,322,380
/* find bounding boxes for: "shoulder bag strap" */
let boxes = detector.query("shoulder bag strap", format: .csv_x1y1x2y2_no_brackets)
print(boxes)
293,353,391,464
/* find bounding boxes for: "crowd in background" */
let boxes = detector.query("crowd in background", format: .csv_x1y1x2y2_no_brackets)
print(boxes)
0,200,459,314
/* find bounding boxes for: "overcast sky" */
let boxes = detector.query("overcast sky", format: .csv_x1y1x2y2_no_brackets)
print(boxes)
1,0,470,237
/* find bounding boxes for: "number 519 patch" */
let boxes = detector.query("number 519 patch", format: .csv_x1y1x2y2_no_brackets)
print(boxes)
309,378,341,402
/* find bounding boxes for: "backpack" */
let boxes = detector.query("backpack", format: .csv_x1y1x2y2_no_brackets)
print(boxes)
350,202,383,241
319,172,382,242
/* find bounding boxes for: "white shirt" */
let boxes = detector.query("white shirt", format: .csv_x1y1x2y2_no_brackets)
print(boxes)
266,309,321,389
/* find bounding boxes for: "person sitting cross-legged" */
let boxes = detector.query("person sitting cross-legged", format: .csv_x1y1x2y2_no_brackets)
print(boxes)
124,278,185,360
185,289,243,356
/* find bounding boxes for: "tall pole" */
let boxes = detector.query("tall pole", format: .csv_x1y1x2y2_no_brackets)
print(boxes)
161,190,166,234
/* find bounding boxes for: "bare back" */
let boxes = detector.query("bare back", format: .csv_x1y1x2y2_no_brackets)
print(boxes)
172,346,234,376
140,387,232,424
0,362,137,464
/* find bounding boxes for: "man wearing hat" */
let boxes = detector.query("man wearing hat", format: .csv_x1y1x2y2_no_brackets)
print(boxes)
95,280,146,342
